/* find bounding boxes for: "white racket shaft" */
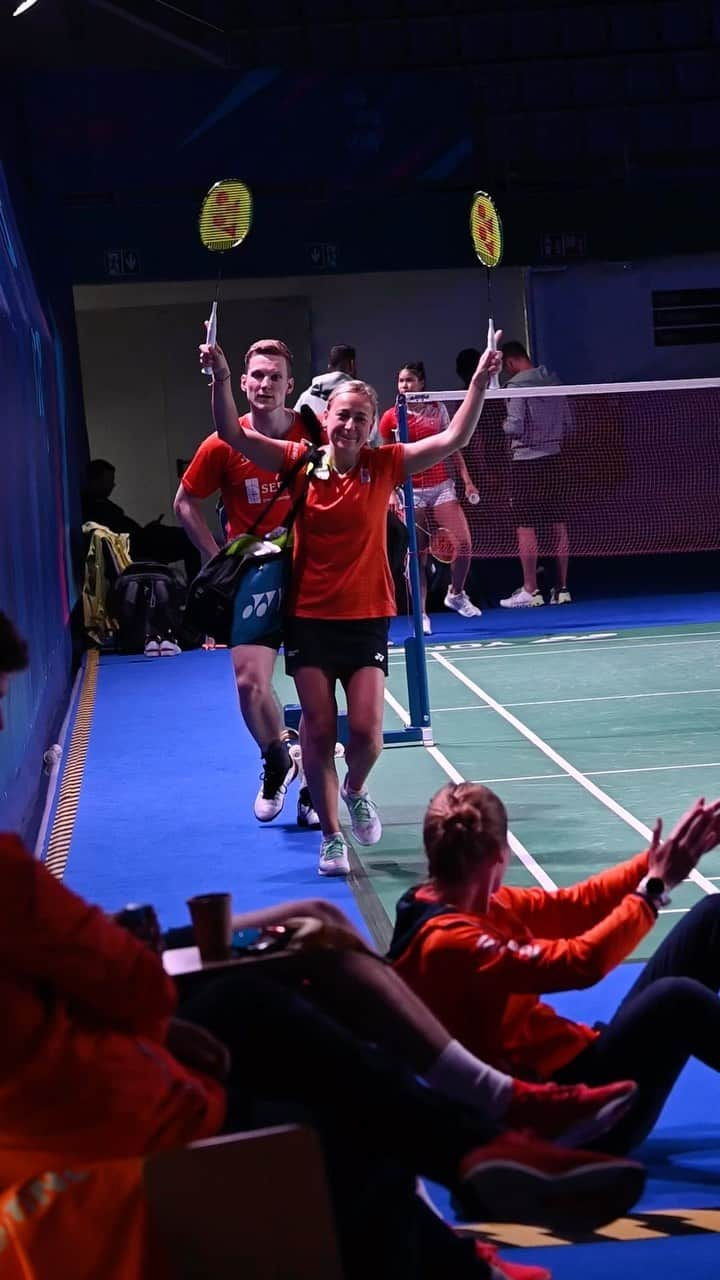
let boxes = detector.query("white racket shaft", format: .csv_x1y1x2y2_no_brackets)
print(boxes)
202,300,218,378
487,316,500,390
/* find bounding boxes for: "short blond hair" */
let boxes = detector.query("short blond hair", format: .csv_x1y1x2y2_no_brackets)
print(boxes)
327,378,378,423
244,339,294,375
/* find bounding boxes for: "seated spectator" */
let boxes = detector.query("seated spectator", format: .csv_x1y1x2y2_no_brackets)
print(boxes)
0,614,645,1279
81,460,200,582
389,781,720,1153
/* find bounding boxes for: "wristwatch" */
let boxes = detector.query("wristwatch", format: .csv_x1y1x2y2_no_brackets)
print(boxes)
635,874,671,911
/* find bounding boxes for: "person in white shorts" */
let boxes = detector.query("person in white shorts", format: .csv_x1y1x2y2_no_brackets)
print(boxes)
378,362,482,635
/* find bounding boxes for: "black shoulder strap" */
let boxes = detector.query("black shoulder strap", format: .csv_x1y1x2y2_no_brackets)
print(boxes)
243,408,324,540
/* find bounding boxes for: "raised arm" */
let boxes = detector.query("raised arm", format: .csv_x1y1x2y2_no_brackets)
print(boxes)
401,338,503,480
199,337,290,471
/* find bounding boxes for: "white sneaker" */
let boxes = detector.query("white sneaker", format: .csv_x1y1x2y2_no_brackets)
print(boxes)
254,742,299,822
341,778,382,845
500,587,544,608
550,588,572,605
318,833,351,876
297,786,321,829
422,614,432,635
144,638,161,657
159,637,181,656
444,589,482,619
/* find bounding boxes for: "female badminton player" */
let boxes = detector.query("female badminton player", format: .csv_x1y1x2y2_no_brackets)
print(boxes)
199,334,503,877
379,361,481,634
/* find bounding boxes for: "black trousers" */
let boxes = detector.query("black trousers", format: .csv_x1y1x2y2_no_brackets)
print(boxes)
179,969,493,1280
558,894,720,1151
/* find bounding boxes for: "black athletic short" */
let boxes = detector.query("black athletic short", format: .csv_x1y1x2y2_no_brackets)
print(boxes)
284,616,390,678
511,454,568,526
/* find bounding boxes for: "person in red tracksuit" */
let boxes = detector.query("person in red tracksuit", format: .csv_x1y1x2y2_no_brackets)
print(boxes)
389,780,720,1152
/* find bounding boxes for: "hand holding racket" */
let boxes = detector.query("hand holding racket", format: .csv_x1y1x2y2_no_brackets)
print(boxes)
199,325,231,381
201,300,218,378
470,331,503,387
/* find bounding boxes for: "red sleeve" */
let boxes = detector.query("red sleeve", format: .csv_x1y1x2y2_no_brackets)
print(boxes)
378,410,398,444
492,850,651,938
0,835,176,1037
181,434,233,500
278,441,310,498
439,891,656,995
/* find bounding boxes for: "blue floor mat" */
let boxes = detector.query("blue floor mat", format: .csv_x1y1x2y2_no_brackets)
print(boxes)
64,649,365,935
392,591,720,643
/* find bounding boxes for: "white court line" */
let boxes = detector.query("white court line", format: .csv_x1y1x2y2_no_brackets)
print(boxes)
472,761,720,785
387,632,720,669
431,650,719,898
383,686,411,727
382,687,557,891
440,637,720,663
431,688,720,711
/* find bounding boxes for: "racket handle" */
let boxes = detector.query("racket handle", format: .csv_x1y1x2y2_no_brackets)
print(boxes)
487,316,500,390
202,301,218,378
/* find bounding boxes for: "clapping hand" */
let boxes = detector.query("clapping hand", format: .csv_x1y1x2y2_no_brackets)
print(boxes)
648,798,720,890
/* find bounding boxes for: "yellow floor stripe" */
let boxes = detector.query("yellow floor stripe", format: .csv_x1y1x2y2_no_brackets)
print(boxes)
44,650,99,881
457,1207,720,1249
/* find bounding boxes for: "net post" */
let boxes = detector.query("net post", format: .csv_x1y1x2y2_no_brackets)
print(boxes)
396,394,432,738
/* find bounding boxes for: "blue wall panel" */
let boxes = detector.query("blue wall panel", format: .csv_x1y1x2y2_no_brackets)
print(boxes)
0,162,86,841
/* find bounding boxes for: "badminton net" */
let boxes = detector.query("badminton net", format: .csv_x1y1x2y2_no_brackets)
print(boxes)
406,377,720,558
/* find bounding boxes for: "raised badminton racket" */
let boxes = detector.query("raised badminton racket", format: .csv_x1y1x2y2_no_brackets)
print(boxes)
198,178,253,377
469,190,503,389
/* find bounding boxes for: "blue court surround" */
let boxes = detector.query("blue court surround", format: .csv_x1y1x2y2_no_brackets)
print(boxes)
63,649,364,935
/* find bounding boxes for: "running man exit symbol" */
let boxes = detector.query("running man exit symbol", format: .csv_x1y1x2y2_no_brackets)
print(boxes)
104,249,141,277
308,243,338,270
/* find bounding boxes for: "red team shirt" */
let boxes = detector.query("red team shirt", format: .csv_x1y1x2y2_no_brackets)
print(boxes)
378,403,451,488
181,412,312,540
282,442,406,620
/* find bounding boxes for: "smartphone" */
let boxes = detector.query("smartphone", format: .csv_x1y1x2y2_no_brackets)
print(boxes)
231,926,288,956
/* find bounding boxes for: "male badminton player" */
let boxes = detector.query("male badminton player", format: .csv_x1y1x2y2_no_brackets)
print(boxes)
174,339,320,830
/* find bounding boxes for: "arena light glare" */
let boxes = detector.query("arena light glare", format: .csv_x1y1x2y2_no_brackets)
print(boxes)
13,0,41,16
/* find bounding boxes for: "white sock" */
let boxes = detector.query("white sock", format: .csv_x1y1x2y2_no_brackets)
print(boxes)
424,1039,513,1118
